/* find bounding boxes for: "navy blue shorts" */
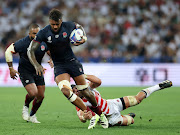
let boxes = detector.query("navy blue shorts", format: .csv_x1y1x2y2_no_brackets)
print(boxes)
19,69,45,87
54,59,84,78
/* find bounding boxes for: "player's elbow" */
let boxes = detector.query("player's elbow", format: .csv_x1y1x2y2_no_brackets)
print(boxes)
97,79,102,87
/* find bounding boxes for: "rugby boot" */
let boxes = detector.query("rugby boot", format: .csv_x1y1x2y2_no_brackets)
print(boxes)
159,80,172,89
99,113,109,128
88,114,100,129
22,105,29,121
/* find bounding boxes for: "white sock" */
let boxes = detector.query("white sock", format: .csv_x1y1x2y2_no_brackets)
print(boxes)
142,85,160,98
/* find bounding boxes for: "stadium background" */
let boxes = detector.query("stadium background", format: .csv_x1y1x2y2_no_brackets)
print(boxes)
0,0,180,86
0,1,180,135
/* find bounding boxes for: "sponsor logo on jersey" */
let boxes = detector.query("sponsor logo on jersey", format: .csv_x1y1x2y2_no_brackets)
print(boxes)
79,68,82,72
47,36,52,43
41,45,45,51
25,80,29,83
63,32,67,38
55,35,59,38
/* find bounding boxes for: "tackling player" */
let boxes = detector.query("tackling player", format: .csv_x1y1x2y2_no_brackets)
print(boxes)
72,74,172,127
27,9,107,129
5,24,51,123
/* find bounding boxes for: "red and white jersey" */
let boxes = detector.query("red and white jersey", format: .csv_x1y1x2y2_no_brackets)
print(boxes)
76,86,125,126
76,87,110,115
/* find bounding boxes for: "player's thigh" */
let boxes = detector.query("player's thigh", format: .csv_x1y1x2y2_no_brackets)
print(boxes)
25,83,38,97
55,73,71,84
54,64,68,79
73,74,86,85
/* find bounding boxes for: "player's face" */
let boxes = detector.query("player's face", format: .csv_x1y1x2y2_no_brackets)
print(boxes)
49,19,62,33
29,27,40,40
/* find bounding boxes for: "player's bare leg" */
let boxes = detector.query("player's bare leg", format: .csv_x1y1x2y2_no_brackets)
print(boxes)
22,83,37,121
73,75,98,107
56,73,100,129
119,80,172,126
25,83,45,123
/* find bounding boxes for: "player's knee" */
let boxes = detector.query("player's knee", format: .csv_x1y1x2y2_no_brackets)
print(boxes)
58,80,72,91
36,95,44,101
58,80,77,102
127,96,139,107
29,91,38,97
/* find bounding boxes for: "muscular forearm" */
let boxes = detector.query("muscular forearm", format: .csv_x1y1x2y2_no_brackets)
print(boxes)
7,62,13,68
27,41,40,67
85,75,102,88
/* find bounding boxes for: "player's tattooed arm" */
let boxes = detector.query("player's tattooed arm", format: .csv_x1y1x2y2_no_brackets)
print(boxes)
27,41,44,76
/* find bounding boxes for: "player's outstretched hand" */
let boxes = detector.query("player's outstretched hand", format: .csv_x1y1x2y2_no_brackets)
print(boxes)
9,68,20,80
35,64,44,76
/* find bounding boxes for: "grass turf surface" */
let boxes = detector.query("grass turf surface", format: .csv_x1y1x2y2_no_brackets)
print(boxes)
0,86,179,135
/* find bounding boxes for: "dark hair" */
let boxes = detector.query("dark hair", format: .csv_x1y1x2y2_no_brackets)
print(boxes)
49,9,63,22
29,23,39,31
71,84,76,89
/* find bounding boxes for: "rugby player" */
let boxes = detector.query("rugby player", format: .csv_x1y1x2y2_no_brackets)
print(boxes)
72,74,172,127
5,24,50,123
27,9,108,129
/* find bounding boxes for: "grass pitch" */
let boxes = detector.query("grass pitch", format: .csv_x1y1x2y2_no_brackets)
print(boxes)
0,86,179,135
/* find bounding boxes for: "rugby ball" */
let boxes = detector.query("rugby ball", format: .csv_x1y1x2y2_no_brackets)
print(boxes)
70,29,84,44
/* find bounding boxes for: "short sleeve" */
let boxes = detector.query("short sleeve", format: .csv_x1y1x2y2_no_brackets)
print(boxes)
41,42,48,52
14,40,24,53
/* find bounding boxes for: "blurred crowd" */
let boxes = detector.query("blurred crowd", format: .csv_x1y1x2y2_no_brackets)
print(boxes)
0,0,180,63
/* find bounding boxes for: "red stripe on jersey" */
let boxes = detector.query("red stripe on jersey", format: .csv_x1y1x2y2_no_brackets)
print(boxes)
95,93,99,103
102,101,108,112
99,98,104,108
106,107,109,114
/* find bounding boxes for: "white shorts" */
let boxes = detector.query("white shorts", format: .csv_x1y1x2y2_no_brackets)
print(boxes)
106,98,124,126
